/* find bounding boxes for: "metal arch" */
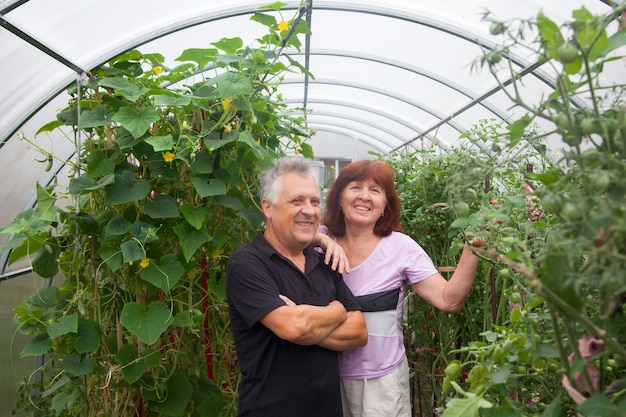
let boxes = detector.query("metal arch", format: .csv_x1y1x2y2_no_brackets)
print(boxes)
306,125,398,155
289,48,513,123
305,118,442,152
293,110,409,146
1,0,589,150
285,97,430,134
281,78,469,133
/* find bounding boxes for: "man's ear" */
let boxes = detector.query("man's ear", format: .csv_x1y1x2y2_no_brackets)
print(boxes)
261,198,272,219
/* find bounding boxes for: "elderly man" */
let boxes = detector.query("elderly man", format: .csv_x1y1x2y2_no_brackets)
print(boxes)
226,157,367,417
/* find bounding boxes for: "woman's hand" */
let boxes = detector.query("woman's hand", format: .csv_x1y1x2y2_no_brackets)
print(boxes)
314,233,351,274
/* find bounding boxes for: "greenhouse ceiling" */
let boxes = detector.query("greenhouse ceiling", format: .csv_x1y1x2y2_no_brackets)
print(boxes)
0,0,623,280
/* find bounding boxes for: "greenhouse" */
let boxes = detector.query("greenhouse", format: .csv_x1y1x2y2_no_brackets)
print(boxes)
0,0,624,415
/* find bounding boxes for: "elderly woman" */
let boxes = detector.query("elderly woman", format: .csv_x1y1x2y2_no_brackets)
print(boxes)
317,159,479,417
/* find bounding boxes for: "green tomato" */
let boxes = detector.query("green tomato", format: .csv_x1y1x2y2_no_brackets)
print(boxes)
590,171,610,192
557,42,579,64
498,268,511,278
541,193,563,214
580,117,596,135
489,21,506,36
563,134,582,147
554,113,570,130
510,292,522,303
444,360,462,379
560,201,583,221
453,202,471,218
463,188,478,203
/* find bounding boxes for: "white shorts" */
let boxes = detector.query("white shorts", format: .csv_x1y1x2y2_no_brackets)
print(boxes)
340,356,411,417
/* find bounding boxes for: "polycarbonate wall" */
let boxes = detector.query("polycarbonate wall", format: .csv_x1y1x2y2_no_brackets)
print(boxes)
0,0,623,413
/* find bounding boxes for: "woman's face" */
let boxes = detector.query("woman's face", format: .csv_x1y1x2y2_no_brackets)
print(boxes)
339,178,387,228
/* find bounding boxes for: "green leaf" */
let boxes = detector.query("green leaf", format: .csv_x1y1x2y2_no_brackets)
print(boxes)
75,318,101,354
190,176,227,198
50,392,73,414
26,286,59,309
238,130,265,159
62,352,94,377
145,134,175,152
152,95,191,107
189,151,215,175
481,406,521,417
5,233,43,264
149,370,193,416
506,115,532,140
129,220,159,243
64,211,98,234
211,37,243,54
607,28,626,54
47,314,79,339
179,204,210,230
40,376,70,399
77,106,113,128
250,12,277,28
20,333,52,357
442,382,492,417
172,311,194,328
578,394,624,417
120,239,145,264
97,239,124,272
35,183,57,222
203,130,239,151
86,150,116,178
120,301,173,345
175,47,218,68
104,171,151,205
195,376,229,415
69,174,115,196
115,345,161,384
140,254,185,292
36,119,63,135
536,12,564,60
298,142,314,159
103,216,131,238
215,71,252,97
208,276,226,300
144,194,180,219
258,1,288,11
112,106,160,139
173,221,212,262
32,242,60,277
540,397,563,417
98,77,149,102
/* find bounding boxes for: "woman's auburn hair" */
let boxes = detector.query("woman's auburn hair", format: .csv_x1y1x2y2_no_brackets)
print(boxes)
322,159,403,237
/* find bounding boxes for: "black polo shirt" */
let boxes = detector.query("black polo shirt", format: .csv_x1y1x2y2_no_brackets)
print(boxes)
226,232,360,417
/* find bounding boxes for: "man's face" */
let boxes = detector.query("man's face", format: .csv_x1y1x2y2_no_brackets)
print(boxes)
263,172,321,254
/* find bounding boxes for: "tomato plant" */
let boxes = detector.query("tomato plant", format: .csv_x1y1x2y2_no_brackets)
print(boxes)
447,5,626,417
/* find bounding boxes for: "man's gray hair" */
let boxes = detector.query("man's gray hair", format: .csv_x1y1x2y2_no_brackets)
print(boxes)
260,157,318,205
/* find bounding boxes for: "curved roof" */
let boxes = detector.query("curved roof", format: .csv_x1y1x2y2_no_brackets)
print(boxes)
0,0,623,279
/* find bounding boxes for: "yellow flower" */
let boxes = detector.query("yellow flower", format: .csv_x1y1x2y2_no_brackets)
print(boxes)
330,164,335,169
181,120,189,130
256,139,261,145
278,20,289,32
221,98,231,111
140,259,150,269
224,123,232,133
163,151,175,163
129,261,134,266
153,66,163,74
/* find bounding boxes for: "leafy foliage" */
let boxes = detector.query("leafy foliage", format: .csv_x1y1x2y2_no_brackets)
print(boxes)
1,3,313,416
